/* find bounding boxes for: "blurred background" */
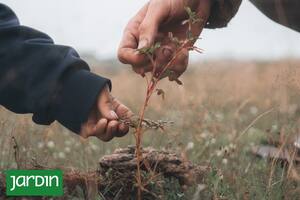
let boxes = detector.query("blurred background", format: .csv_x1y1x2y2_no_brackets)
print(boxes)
2,0,300,60
1,1,300,199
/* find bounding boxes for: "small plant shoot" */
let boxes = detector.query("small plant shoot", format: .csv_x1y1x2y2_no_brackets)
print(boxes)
130,5,204,200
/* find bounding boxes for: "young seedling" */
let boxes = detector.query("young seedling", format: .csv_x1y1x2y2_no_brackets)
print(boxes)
129,6,204,199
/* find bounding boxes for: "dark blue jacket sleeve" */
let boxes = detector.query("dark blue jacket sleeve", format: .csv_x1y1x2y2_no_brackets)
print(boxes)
0,4,111,133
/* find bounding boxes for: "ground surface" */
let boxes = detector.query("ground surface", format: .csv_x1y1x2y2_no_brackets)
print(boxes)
1,59,300,199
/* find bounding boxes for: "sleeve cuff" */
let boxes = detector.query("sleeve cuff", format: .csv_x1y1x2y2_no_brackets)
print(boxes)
53,69,111,133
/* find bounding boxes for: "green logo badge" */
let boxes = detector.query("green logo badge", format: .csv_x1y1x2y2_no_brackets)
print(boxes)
5,170,63,196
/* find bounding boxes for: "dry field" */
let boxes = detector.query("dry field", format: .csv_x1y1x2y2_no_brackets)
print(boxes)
1,59,300,199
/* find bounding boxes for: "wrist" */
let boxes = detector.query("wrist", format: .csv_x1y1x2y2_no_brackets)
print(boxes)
196,0,212,22
53,69,111,133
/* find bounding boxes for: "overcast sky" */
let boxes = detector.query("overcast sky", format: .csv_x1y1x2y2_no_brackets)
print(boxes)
2,0,300,60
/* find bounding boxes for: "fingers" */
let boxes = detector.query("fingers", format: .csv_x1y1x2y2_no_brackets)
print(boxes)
93,119,119,142
118,0,209,78
154,44,189,80
138,0,169,49
155,45,175,72
93,95,132,141
118,4,149,66
81,118,129,142
112,98,133,137
93,118,110,141
168,48,189,80
94,117,130,141
82,118,129,142
116,123,129,137
80,118,107,140
81,89,132,142
132,63,153,76
100,120,118,142
118,30,147,66
112,98,134,119
98,86,118,120
118,0,170,68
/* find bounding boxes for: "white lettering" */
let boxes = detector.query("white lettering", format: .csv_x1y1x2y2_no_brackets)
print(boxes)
35,176,44,187
16,176,26,187
9,174,60,191
49,176,59,187
10,176,16,191
26,176,34,186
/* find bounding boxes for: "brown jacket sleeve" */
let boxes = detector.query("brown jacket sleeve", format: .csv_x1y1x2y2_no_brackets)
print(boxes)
249,0,300,32
205,0,242,29
205,0,300,33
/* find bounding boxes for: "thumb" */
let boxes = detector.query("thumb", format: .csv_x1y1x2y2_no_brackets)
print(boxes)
98,87,118,120
138,1,169,49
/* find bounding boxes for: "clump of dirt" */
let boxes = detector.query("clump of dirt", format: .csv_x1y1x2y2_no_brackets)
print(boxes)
100,146,207,185
0,146,208,200
98,146,209,199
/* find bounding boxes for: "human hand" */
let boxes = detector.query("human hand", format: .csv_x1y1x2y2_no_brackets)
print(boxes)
80,86,133,142
118,0,211,80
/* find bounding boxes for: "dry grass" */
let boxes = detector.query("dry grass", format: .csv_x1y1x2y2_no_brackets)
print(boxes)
1,59,300,199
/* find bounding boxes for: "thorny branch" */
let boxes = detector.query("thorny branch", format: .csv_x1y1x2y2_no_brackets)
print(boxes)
119,116,174,130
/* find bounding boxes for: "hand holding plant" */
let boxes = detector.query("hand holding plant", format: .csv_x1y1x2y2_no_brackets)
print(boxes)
80,85,133,142
117,1,211,198
118,0,211,80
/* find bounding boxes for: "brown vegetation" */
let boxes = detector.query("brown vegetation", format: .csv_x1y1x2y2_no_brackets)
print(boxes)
0,59,300,199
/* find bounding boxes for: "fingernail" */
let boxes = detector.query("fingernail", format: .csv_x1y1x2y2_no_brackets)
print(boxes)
138,39,148,49
110,111,118,119
162,47,173,58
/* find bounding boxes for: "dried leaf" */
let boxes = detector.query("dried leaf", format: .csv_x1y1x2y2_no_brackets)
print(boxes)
192,46,203,54
167,70,177,81
156,89,165,100
175,78,183,85
184,6,192,16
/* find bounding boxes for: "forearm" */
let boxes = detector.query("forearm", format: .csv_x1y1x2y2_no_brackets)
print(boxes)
0,3,111,133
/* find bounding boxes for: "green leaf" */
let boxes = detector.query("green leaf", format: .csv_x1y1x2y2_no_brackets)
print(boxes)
137,42,161,55
153,42,161,49
184,6,202,24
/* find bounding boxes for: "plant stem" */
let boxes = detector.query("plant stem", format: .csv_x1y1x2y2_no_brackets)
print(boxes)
135,43,188,200
135,84,152,200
